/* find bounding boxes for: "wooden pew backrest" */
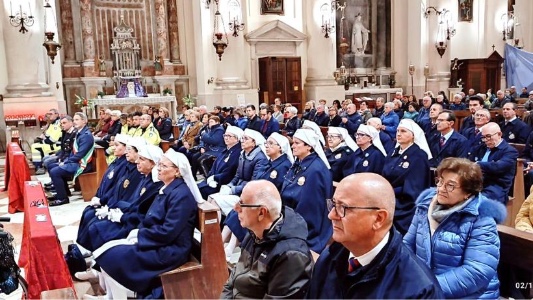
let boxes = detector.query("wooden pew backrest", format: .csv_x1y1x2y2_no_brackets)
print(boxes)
160,201,228,299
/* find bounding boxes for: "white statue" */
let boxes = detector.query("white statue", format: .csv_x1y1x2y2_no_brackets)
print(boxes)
352,14,370,55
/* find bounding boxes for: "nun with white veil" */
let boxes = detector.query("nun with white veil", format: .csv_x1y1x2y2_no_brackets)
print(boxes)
382,119,432,236
342,124,387,177
280,129,333,253
325,127,356,182
91,149,203,299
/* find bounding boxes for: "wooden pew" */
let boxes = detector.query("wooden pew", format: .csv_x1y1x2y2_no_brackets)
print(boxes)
504,156,526,227
497,225,533,298
77,145,108,201
160,201,228,299
172,125,180,140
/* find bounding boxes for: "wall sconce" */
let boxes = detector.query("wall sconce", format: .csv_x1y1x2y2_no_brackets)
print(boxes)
501,12,516,41
42,0,61,64
201,0,212,9
212,0,228,60
320,2,335,38
207,77,214,84
424,7,456,58
228,0,245,37
8,1,34,34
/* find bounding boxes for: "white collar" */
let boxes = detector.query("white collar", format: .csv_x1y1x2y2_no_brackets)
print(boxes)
349,231,390,266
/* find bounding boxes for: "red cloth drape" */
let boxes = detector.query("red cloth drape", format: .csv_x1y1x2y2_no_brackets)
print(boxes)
18,182,76,299
5,142,30,213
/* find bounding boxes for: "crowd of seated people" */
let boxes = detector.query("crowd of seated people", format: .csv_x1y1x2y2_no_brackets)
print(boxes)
33,87,533,298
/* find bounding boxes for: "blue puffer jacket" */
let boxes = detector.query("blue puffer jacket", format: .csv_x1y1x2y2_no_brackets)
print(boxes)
403,188,506,299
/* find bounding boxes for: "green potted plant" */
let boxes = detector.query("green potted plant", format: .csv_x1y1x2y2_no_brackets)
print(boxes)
163,87,172,96
181,94,196,107
97,91,105,99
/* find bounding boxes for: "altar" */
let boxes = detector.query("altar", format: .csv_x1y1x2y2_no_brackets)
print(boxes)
92,94,177,119
344,87,403,102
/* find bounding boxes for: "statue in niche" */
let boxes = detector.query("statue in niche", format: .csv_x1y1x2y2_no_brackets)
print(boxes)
98,56,106,77
449,57,464,88
351,14,370,55
154,55,163,75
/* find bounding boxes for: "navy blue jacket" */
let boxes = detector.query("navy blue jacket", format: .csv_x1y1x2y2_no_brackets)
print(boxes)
325,145,354,182
522,131,533,161
94,155,128,199
155,117,173,140
95,178,197,295
464,126,484,155
284,116,301,136
56,129,77,161
247,115,262,132
420,119,439,146
340,113,362,136
327,115,342,127
198,143,242,199
64,126,94,165
500,118,530,144
229,146,269,195
342,144,386,177
259,118,280,139
429,130,469,167
281,153,333,253
104,120,122,141
382,144,431,235
201,124,226,157
379,131,395,154
256,154,292,191
469,140,518,204
312,112,329,127
307,228,444,299
102,162,144,208
460,115,475,135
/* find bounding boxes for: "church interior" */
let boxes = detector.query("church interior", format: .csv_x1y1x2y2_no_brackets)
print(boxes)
1,0,533,298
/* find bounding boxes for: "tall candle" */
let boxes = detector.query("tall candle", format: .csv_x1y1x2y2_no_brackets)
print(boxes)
28,2,31,16
10,1,13,16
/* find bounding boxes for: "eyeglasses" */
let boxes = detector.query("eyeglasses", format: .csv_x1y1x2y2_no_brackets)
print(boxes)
236,200,263,209
158,162,177,169
355,132,370,138
326,198,380,218
241,136,252,142
480,132,499,141
474,114,488,119
435,178,460,192
223,134,237,139
327,134,342,139
265,140,280,147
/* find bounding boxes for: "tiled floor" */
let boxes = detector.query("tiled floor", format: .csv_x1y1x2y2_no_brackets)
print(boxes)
0,154,93,299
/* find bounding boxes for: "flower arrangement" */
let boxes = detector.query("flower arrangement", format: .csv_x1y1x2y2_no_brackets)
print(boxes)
181,94,196,107
163,87,172,95
74,94,95,108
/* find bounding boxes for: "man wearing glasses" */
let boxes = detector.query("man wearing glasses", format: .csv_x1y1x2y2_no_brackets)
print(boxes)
307,173,443,299
469,122,518,204
221,180,313,299
463,108,490,153
428,110,468,168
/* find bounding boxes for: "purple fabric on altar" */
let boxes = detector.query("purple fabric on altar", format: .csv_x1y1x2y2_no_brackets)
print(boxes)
134,79,147,97
116,81,128,98
116,79,147,98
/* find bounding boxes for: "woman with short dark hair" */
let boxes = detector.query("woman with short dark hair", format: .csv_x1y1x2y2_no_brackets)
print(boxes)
404,157,505,299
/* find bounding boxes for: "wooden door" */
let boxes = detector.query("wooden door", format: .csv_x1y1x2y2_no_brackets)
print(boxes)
258,57,302,111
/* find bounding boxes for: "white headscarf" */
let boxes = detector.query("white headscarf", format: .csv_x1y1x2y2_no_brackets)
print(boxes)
327,127,358,152
357,125,387,156
226,125,244,141
293,129,330,169
397,119,433,159
137,144,163,182
243,128,267,155
163,149,205,203
302,120,326,146
127,136,148,151
114,133,130,146
269,132,294,163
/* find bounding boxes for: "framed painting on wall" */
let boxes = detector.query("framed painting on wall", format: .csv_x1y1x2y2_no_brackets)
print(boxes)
261,0,284,15
458,0,473,22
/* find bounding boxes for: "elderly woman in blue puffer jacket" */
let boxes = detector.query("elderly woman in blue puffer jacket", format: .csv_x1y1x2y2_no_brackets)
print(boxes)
403,157,506,299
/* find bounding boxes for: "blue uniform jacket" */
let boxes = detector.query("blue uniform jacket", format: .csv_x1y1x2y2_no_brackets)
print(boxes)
325,145,354,182
229,146,269,195
404,188,505,299
235,117,248,130
281,153,333,253
256,154,292,191
379,131,395,154
198,143,242,199
306,228,444,299
201,124,226,157
342,144,385,177
500,118,531,144
284,116,301,136
63,126,95,172
95,155,128,199
464,126,484,155
340,113,362,136
95,178,197,295
382,144,431,235
81,177,164,251
260,118,280,139
417,107,430,124
429,130,469,167
469,140,518,204
380,112,400,139
459,115,475,135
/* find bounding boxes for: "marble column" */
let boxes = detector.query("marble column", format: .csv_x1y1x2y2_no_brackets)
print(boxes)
3,0,49,97
167,0,180,63
80,0,96,76
154,0,171,74
59,0,75,63
304,0,345,101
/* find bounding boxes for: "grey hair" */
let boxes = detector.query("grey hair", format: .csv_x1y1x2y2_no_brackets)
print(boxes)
287,106,298,114
384,102,395,109
61,115,73,122
74,112,88,121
